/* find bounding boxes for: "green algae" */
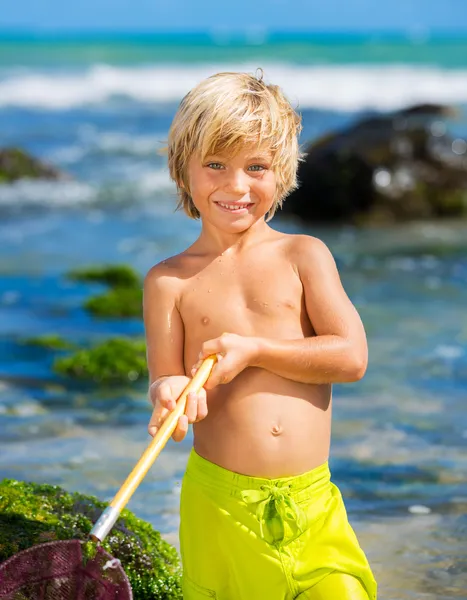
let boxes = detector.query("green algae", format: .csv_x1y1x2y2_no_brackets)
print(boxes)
68,265,141,288
24,334,76,351
0,479,182,600
85,286,143,318
0,148,63,182
18,334,148,386
81,538,99,564
53,337,148,385
67,264,143,319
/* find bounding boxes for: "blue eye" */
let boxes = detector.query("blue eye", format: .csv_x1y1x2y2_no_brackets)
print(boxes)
249,165,266,172
207,163,223,170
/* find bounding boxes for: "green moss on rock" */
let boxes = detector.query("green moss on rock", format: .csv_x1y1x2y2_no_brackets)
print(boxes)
67,265,143,319
24,335,76,351
68,265,141,289
85,287,143,318
0,479,182,599
54,337,147,385
0,148,64,182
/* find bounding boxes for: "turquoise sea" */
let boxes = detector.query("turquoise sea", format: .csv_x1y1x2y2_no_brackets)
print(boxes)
0,33,466,599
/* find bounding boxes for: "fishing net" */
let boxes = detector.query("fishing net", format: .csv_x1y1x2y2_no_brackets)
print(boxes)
0,479,182,600
0,539,132,600
0,359,215,600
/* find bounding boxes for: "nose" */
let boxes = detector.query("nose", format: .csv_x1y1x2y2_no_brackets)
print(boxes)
224,169,249,195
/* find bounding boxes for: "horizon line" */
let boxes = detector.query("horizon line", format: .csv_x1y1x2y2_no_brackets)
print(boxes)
1,27,467,43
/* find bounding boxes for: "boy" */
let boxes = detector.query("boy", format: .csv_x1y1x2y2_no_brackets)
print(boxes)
144,71,377,599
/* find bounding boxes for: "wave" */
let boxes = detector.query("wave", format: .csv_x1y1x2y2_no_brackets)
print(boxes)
46,131,168,165
1,63,467,112
0,180,97,208
0,168,173,208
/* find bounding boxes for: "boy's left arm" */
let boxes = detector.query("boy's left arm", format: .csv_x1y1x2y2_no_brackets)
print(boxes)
198,236,368,388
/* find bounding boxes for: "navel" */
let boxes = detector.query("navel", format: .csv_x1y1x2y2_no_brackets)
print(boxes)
271,424,283,437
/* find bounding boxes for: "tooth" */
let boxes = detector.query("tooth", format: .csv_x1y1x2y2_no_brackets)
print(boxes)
218,202,249,209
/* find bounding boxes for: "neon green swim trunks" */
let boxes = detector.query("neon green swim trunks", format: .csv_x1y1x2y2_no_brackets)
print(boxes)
180,449,377,599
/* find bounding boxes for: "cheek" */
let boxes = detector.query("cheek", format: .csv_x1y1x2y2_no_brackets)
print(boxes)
190,174,215,199
256,173,277,198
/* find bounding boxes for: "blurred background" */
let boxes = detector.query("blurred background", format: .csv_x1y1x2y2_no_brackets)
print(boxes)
1,2,466,599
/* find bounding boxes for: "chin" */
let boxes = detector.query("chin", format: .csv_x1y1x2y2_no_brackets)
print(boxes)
219,221,253,234
222,219,256,233
204,212,254,232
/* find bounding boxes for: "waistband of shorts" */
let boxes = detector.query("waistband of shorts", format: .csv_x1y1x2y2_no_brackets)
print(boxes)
184,448,331,501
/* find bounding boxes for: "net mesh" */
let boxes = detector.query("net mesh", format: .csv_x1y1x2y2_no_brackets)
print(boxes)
0,540,132,600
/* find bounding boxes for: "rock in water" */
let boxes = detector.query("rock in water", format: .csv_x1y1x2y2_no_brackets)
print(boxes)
0,479,182,600
0,148,66,182
281,104,467,224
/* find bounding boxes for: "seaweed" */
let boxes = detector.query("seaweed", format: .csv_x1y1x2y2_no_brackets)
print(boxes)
0,479,182,600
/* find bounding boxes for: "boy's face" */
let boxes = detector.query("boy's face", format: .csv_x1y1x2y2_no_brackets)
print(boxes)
187,145,277,233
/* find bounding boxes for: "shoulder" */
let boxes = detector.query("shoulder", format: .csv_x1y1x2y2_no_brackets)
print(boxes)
143,255,185,303
283,234,336,271
265,231,329,255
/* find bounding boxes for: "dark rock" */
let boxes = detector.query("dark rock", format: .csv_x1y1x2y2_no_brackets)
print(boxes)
282,104,467,224
0,148,66,182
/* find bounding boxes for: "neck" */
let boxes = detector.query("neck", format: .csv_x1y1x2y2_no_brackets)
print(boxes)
197,218,271,255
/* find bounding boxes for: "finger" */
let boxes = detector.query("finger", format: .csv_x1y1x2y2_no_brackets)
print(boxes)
191,360,202,376
204,362,232,389
200,337,225,359
185,392,198,424
195,387,208,422
148,382,157,407
172,415,188,442
158,382,175,410
148,406,168,436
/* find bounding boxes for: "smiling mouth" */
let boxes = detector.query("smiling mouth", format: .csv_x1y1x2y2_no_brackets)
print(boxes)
215,201,253,212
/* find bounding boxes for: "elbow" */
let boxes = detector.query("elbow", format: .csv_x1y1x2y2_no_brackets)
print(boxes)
342,348,368,382
351,357,367,381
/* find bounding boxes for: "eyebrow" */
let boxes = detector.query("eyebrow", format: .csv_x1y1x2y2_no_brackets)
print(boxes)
204,153,272,162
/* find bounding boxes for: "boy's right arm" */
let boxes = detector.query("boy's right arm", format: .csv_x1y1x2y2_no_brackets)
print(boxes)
143,263,207,441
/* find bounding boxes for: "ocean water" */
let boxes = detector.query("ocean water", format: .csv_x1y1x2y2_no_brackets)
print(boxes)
0,33,466,599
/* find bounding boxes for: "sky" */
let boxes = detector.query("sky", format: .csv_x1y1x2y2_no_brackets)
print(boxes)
1,0,467,33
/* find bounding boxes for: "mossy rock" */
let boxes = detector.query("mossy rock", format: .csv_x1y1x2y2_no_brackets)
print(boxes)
24,334,76,351
68,265,141,289
67,265,143,319
0,148,65,182
0,479,182,599
54,337,148,385
85,287,143,319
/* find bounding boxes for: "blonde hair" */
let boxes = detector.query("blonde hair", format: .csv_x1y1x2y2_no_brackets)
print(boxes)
167,71,302,220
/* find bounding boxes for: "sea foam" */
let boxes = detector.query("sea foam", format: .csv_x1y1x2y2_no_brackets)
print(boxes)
1,63,467,112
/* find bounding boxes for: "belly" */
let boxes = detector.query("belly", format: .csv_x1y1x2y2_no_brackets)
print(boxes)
193,368,333,478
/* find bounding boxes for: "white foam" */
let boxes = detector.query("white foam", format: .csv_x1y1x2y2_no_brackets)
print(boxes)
434,344,464,359
96,131,167,154
0,168,174,208
0,179,96,207
408,504,432,515
137,169,173,194
1,63,467,112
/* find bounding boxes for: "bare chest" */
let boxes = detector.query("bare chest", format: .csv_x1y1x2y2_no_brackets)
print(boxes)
178,258,308,339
